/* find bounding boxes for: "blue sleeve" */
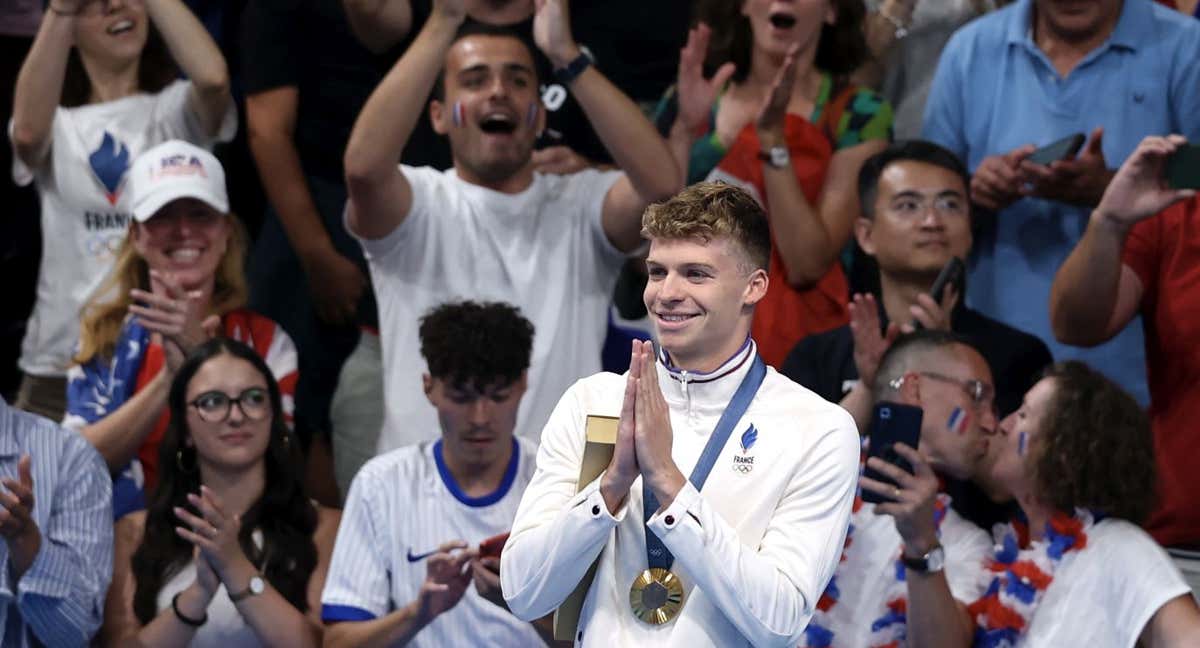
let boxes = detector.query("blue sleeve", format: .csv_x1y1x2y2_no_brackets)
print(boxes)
62,322,148,430
921,30,971,164
15,437,113,646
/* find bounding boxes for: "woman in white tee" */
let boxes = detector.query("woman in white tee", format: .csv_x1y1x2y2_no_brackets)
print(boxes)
967,362,1200,647
9,0,235,420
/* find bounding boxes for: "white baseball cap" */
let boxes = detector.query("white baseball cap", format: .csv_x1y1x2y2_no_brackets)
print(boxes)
128,140,228,223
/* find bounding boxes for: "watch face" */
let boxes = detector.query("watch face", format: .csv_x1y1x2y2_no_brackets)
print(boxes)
927,547,946,572
249,576,265,595
769,147,789,167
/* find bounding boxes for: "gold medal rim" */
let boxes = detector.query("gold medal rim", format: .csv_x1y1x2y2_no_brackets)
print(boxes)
629,568,685,625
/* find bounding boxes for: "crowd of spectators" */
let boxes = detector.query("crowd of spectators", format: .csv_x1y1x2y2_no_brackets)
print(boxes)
3,0,1200,645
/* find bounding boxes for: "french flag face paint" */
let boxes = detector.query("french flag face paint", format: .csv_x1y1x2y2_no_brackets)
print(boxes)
947,407,971,436
1018,431,1027,456
526,102,538,128
452,101,464,127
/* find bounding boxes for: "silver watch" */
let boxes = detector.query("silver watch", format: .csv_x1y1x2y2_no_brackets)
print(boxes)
758,145,790,169
901,545,945,573
229,575,266,602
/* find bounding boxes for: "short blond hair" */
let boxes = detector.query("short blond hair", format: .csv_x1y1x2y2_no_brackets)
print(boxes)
641,182,771,271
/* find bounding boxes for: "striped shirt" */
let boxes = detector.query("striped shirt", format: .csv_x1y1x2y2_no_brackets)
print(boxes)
0,399,113,647
321,437,543,647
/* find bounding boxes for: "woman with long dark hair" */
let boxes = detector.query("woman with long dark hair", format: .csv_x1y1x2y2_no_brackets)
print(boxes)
102,337,338,647
9,0,234,421
659,0,892,367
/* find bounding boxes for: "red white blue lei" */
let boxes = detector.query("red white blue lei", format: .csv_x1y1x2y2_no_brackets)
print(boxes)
967,509,1096,648
802,491,952,648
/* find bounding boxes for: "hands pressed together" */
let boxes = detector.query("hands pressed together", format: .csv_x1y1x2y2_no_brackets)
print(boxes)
129,270,220,374
600,340,685,515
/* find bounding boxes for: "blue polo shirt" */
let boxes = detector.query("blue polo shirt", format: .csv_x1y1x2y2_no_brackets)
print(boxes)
922,0,1200,404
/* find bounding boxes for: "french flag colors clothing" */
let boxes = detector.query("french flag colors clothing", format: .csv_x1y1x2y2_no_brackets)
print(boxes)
9,80,236,377
321,437,543,647
990,519,1189,647
63,309,297,519
501,340,860,647
356,166,624,453
799,501,990,647
1121,197,1200,547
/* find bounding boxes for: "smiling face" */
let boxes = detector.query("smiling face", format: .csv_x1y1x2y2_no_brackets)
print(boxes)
184,353,273,473
74,0,149,71
857,160,972,282
741,0,835,59
131,198,229,292
992,377,1056,502
644,236,767,371
910,344,997,481
425,373,525,468
431,34,543,186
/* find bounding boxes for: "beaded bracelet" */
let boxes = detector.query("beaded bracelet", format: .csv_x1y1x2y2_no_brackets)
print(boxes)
171,592,208,627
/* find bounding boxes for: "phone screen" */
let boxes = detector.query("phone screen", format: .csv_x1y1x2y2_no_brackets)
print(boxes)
861,402,923,504
1167,144,1200,190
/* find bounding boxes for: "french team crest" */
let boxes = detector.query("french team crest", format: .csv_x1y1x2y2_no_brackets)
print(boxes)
733,424,758,474
89,131,131,206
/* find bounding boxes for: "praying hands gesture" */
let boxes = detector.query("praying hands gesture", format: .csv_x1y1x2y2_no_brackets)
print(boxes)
129,270,220,373
600,341,686,515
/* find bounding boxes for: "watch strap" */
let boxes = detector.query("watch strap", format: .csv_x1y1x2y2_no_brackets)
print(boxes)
901,545,944,573
553,51,592,85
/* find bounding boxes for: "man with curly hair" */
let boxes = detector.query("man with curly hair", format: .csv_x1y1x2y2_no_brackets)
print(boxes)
322,301,557,647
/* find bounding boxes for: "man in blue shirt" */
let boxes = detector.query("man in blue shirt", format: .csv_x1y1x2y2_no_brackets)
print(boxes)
0,398,112,646
922,0,1200,403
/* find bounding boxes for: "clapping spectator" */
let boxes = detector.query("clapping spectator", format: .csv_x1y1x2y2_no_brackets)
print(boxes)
63,141,297,520
921,0,1200,404
101,337,339,647
9,0,235,421
659,0,892,366
1051,135,1200,591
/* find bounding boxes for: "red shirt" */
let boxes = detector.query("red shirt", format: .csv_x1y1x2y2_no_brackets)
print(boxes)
1122,197,1200,547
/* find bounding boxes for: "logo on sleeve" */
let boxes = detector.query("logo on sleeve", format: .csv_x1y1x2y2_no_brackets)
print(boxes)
733,424,758,474
88,132,130,206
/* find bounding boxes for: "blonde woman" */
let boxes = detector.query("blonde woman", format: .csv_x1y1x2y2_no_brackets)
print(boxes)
64,141,297,520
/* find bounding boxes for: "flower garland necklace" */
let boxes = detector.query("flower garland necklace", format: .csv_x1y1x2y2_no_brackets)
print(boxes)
967,509,1097,648
803,489,951,648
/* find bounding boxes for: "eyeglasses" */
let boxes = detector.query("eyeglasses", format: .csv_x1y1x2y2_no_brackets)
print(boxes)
188,388,271,423
886,194,968,219
918,371,995,408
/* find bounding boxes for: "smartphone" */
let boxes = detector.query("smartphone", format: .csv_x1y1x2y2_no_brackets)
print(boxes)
479,531,510,559
861,402,923,504
911,256,965,330
1026,133,1086,166
1167,144,1200,190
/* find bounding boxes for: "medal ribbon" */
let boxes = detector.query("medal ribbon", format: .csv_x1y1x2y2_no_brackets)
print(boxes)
641,353,767,571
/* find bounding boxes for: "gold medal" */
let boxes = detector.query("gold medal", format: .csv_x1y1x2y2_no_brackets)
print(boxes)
629,568,685,624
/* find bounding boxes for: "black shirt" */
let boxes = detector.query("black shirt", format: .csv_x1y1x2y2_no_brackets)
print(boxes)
780,302,1053,529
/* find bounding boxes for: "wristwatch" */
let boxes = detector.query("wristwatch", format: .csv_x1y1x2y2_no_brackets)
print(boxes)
553,50,593,85
758,145,790,169
229,575,266,602
901,545,945,573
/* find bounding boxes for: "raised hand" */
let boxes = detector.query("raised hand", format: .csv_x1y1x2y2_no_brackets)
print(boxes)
600,341,642,512
848,293,900,388
756,42,801,142
532,0,580,68
632,341,683,504
1020,126,1113,207
418,541,475,622
859,443,941,556
901,284,959,334
173,485,249,582
129,270,219,372
1094,134,1195,229
0,455,36,541
675,23,736,137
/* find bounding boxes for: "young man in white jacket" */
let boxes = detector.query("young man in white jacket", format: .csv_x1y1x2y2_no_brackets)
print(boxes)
501,182,861,647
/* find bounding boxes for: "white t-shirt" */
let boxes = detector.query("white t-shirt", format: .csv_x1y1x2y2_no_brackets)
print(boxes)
356,166,625,453
501,341,862,648
1016,518,1190,648
321,437,544,647
10,80,236,376
809,503,991,646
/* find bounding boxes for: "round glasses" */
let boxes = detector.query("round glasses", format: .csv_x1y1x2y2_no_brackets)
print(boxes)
188,388,271,423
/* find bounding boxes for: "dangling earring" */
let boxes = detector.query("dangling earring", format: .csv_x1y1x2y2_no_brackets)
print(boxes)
176,447,197,474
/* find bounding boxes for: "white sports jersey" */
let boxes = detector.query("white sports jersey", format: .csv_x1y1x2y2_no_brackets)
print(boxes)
321,437,544,647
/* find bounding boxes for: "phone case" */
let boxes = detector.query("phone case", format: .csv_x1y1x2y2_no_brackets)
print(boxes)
1167,145,1200,190
861,402,923,504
